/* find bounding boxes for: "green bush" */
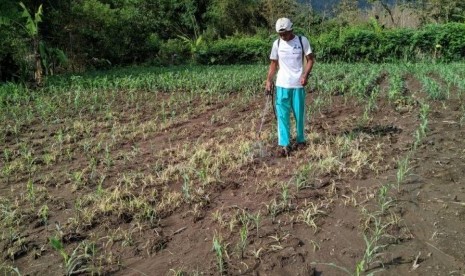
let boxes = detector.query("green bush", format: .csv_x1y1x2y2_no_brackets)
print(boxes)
315,23,465,63
157,39,191,65
312,29,341,62
342,28,382,62
380,29,415,62
196,36,270,65
412,23,465,61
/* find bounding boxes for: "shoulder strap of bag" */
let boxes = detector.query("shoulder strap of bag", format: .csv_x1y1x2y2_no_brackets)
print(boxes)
298,36,304,62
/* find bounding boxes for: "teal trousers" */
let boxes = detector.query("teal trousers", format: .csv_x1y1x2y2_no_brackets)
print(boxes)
276,87,306,147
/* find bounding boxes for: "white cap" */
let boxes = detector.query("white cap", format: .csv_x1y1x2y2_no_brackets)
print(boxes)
275,18,293,33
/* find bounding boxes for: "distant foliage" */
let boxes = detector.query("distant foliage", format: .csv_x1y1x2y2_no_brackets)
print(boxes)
196,36,270,65
314,23,465,62
153,23,464,65
412,23,465,61
1,0,465,82
157,39,191,65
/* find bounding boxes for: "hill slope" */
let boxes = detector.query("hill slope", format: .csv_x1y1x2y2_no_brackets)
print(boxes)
301,0,396,12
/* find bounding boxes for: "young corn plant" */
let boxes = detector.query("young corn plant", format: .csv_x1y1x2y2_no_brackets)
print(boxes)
58,240,96,275
104,144,113,168
23,149,37,178
1,163,13,186
26,179,36,204
3,148,12,163
366,87,379,112
38,204,49,225
43,152,57,166
377,185,393,214
266,198,286,223
418,102,430,138
96,175,106,197
360,105,372,126
181,174,191,202
413,129,422,150
387,72,404,103
421,76,444,100
212,234,226,275
355,214,390,275
0,263,22,276
238,223,248,259
71,170,85,191
50,236,69,265
248,211,261,237
396,155,411,192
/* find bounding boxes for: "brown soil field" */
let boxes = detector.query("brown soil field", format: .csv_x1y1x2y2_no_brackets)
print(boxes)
1,73,465,276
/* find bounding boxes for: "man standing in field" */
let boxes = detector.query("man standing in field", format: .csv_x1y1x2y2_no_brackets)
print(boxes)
266,17,315,157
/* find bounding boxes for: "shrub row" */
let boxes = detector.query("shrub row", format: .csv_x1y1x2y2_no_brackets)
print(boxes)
196,36,270,65
310,22,465,62
172,23,465,64
155,36,271,65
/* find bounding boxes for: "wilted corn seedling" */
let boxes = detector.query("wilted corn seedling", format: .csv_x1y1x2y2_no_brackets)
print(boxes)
297,201,325,232
38,204,49,225
168,268,187,276
71,170,86,191
281,183,290,206
295,163,314,190
396,155,411,192
181,174,191,202
104,144,113,167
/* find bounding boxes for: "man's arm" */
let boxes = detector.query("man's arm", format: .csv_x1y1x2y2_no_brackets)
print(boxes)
266,60,278,93
300,53,315,87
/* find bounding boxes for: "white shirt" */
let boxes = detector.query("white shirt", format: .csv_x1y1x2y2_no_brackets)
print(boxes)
270,35,312,88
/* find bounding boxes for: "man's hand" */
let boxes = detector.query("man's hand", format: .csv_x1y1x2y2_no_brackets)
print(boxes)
265,80,272,95
266,60,278,95
300,74,309,86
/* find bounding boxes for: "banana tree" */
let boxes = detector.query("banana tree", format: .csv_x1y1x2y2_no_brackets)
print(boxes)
19,2,43,87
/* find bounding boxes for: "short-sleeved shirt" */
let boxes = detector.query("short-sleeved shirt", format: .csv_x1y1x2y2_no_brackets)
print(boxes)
270,35,312,88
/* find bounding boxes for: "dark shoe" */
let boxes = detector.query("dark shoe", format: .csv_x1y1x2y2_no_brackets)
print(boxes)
290,141,307,151
296,141,307,150
277,146,291,157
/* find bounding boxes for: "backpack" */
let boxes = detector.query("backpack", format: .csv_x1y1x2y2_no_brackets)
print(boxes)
277,35,305,62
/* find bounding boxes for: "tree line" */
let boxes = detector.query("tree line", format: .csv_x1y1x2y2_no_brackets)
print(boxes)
1,0,464,85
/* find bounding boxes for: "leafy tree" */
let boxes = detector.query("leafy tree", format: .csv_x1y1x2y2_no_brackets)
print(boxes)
334,0,360,26
19,2,43,86
367,0,401,26
0,2,25,82
206,0,265,37
259,0,299,31
423,0,465,23
2,0,465,79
